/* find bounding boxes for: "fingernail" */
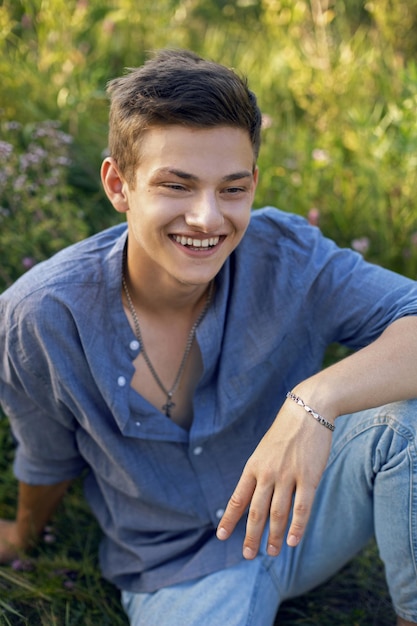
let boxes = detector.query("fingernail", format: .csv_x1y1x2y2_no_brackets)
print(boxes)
216,527,228,540
287,534,300,547
243,546,255,559
267,544,279,556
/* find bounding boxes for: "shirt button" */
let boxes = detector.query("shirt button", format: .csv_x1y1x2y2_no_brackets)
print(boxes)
117,376,127,387
193,446,203,456
215,508,224,519
130,340,140,351
135,421,141,427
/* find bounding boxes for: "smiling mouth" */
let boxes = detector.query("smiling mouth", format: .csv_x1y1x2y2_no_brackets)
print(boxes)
171,235,221,250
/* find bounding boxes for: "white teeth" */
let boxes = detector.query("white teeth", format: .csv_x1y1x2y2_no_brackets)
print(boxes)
173,235,220,248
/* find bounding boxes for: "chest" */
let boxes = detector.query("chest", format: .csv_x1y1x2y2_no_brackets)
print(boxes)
129,324,203,431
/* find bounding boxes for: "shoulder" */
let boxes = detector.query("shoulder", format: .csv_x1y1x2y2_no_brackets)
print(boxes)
1,223,127,300
233,207,383,297
248,206,308,229
240,206,337,267
247,206,323,242
0,222,127,325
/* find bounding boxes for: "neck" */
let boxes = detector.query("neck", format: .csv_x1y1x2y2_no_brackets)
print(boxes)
123,250,213,318
123,249,213,317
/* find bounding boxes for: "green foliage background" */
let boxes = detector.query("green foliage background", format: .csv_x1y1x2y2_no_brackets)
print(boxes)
2,0,417,290
1,1,417,623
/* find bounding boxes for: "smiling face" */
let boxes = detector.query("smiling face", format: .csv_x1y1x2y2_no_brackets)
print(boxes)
101,125,258,294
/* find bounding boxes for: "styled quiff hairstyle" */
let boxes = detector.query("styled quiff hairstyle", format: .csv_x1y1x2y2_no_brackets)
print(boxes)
106,49,262,186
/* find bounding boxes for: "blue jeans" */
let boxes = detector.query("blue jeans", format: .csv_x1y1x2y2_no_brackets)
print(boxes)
122,401,417,625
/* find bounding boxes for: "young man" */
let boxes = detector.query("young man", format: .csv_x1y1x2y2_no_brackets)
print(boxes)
0,49,416,626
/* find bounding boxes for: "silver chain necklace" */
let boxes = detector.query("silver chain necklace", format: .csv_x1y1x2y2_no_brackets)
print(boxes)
122,267,213,418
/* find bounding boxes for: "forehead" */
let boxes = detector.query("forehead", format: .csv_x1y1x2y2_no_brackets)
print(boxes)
136,125,255,176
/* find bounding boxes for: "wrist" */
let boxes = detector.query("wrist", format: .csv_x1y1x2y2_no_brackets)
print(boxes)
286,391,335,431
291,376,340,423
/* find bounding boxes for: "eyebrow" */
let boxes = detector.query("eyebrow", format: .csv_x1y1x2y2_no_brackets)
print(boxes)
153,168,254,182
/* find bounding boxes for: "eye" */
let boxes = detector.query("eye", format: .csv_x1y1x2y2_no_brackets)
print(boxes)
162,183,187,191
158,182,190,194
223,186,246,195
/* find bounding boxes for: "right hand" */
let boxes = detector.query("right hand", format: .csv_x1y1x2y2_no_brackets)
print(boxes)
0,519,25,563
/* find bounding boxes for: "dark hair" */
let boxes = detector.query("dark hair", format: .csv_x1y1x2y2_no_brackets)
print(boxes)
106,49,262,185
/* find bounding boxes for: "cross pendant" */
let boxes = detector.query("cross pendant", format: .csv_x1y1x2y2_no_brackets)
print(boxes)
162,394,175,418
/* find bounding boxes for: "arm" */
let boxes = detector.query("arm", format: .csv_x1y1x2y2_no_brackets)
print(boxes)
217,316,417,558
0,479,72,563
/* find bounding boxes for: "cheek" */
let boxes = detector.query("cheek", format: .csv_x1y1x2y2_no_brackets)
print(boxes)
227,212,251,250
236,206,252,232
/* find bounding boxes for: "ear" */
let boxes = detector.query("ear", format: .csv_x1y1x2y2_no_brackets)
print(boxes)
100,157,130,214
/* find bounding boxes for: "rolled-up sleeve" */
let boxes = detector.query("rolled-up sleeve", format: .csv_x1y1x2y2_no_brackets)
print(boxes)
0,297,87,485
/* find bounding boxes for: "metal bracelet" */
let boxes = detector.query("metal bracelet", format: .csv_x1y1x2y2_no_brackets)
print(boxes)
286,391,335,432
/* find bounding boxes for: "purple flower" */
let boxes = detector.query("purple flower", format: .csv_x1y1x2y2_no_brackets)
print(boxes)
11,559,34,572
13,174,27,191
53,567,78,589
351,237,370,255
0,140,13,160
63,580,75,590
21,14,32,29
312,148,330,164
54,155,72,166
5,121,22,131
307,207,320,226
22,257,36,270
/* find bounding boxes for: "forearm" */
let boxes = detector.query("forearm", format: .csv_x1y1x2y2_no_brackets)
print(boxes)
11,479,72,549
292,316,417,422
218,316,417,559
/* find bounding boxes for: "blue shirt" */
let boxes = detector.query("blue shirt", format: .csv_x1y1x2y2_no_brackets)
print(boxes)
1,207,417,593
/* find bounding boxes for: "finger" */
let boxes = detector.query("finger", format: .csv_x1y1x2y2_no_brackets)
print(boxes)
216,474,256,541
242,483,274,559
266,489,293,557
286,486,315,548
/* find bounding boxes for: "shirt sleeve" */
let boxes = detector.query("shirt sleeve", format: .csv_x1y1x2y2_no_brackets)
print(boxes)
249,208,417,356
304,225,417,349
0,294,87,485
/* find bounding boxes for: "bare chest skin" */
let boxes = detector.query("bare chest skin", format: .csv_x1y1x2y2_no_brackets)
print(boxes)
124,302,204,431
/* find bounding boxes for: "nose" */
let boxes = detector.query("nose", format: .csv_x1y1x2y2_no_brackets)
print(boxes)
185,191,224,232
